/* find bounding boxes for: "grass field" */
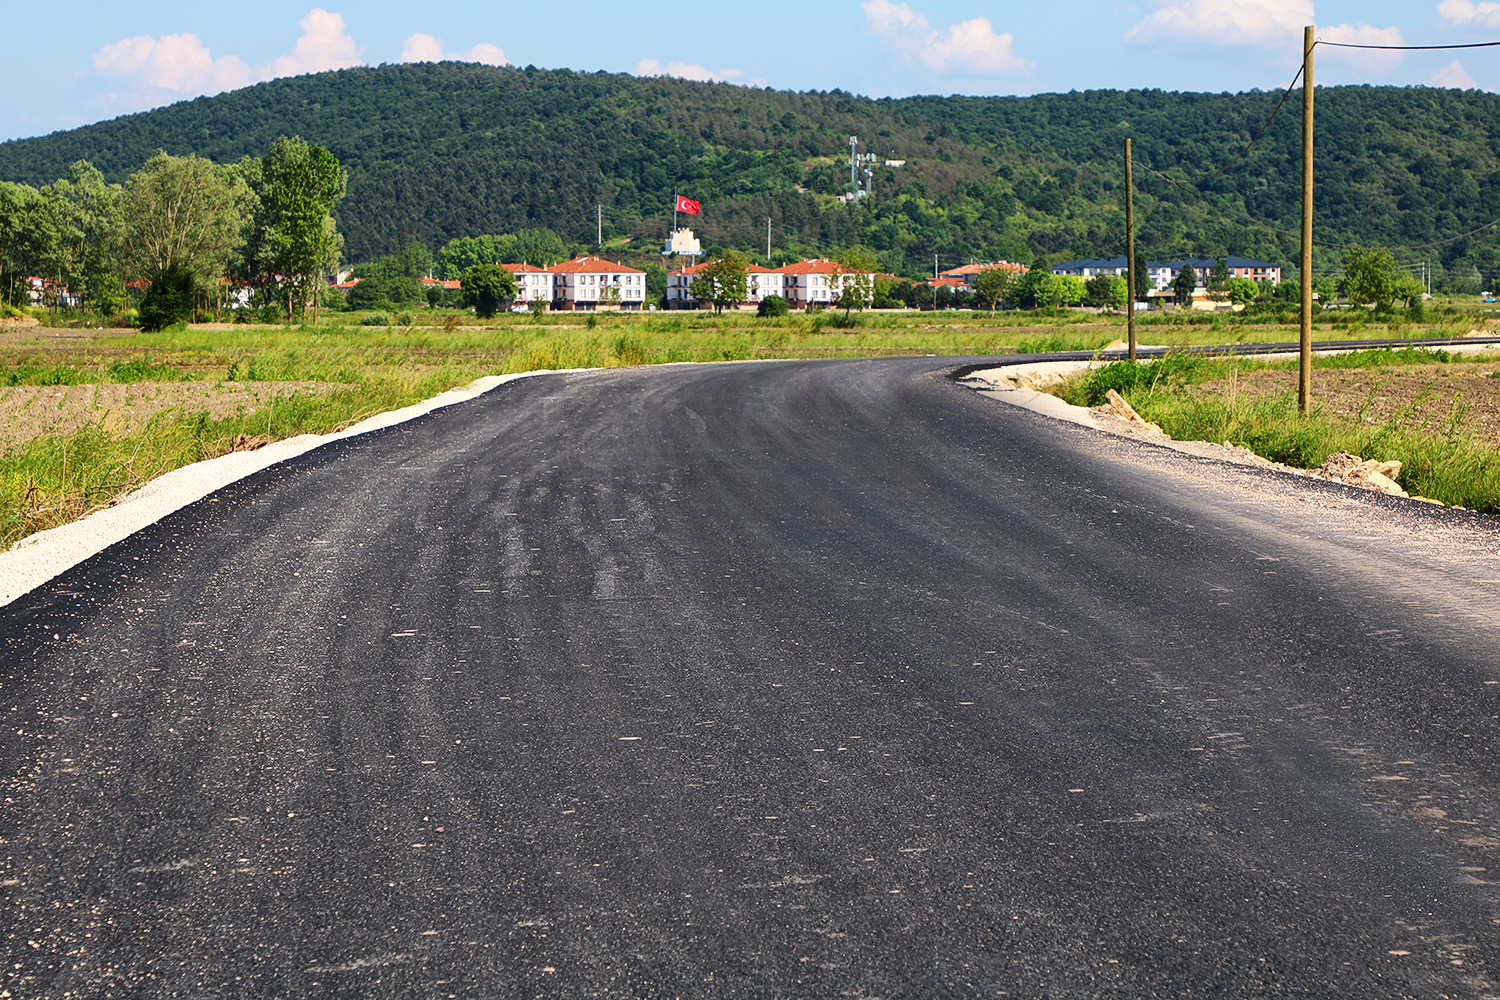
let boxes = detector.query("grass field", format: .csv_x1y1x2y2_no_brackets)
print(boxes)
2,302,1497,545
1050,344,1500,514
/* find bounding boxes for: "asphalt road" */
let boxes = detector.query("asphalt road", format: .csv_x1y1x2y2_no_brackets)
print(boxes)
3,356,1499,998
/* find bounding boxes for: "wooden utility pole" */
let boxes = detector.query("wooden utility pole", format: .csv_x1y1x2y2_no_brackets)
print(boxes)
1125,137,1137,361
1299,25,1315,414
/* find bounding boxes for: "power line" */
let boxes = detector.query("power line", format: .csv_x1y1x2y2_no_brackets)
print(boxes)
1316,39,1500,51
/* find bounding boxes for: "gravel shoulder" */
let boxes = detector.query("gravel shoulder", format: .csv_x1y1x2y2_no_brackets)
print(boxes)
960,343,1500,502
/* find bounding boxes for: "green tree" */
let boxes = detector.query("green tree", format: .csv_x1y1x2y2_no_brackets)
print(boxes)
0,182,58,307
1015,265,1058,309
120,152,246,324
460,263,517,317
39,162,125,313
643,262,668,308
1083,273,1127,310
247,136,345,321
1171,264,1198,305
690,251,750,314
508,228,568,266
1226,277,1259,305
973,265,1017,312
1056,275,1087,307
1207,256,1231,300
1132,251,1152,301
1342,246,1397,310
833,245,879,319
435,234,514,279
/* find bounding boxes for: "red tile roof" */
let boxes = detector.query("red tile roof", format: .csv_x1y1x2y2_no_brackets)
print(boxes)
776,258,855,275
549,256,645,275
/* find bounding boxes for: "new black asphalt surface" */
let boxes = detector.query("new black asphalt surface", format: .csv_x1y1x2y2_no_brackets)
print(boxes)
3,355,1499,998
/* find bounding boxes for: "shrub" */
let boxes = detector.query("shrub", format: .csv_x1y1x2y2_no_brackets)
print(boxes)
361,312,392,327
137,263,200,332
757,295,790,318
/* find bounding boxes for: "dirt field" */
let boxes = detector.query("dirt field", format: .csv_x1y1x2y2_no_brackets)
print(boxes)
0,381,352,451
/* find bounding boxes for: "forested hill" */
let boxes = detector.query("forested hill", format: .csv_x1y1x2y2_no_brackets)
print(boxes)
3,63,1499,283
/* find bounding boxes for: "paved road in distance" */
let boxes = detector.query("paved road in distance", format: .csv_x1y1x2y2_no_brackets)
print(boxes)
3,356,1499,998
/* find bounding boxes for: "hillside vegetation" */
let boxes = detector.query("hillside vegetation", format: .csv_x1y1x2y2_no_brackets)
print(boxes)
2,65,1499,285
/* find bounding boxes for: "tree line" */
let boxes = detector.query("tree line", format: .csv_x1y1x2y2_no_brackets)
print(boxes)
0,137,343,329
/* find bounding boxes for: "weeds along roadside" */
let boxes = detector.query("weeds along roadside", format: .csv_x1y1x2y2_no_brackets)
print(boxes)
1049,346,1500,515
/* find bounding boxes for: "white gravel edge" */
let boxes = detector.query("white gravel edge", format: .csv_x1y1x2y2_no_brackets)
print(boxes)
0,369,589,607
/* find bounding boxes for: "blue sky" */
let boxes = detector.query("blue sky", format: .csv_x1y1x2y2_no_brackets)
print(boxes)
5,0,1500,145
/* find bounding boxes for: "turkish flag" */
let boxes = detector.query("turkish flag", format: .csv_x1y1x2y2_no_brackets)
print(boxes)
676,195,700,215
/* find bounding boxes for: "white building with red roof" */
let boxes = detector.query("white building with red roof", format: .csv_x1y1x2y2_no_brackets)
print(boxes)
776,258,870,310
927,261,1028,289
501,264,552,307
547,256,647,310
667,262,787,309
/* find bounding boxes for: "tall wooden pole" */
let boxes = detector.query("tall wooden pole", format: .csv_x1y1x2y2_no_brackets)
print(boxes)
1299,25,1315,414
1125,137,1137,362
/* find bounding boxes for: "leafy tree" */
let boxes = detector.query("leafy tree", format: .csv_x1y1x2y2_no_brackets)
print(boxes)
246,136,345,321
1015,266,1059,309
1171,264,1198,305
1342,246,1397,310
120,152,245,315
690,251,750,314
0,182,58,306
41,162,125,313
973,266,1017,312
348,275,422,309
508,228,567,266
1056,275,1087,307
1084,273,1126,309
643,262,667,308
1207,257,1231,300
833,246,878,320
435,234,514,279
460,263,517,317
1131,251,1152,300
1226,277,1259,305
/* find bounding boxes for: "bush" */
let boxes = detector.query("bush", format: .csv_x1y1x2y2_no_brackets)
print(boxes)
757,295,790,318
361,312,392,327
137,263,200,332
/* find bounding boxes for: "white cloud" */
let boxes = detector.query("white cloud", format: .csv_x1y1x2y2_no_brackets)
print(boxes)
400,33,508,66
1125,0,1310,47
265,9,363,77
92,32,253,95
1439,0,1500,28
862,0,1032,76
1318,23,1405,71
635,59,747,84
1428,59,1478,88
92,8,364,107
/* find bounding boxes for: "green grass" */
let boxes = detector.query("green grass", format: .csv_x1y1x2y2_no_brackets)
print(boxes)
1052,349,1500,515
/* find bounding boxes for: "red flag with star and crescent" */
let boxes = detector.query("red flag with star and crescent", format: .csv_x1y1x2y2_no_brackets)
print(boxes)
675,194,700,216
